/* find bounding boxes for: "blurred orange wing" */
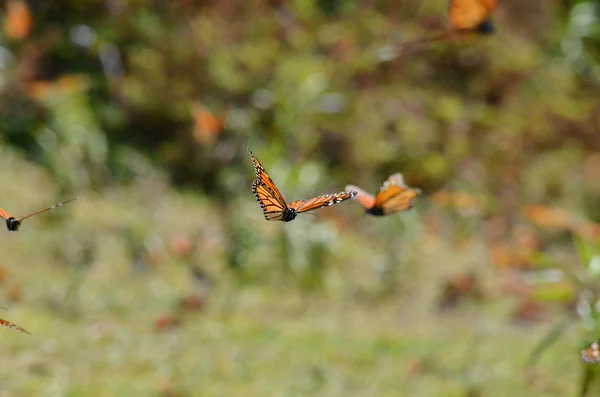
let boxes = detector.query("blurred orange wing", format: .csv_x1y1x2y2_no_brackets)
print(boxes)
193,104,226,145
249,149,288,221
374,173,421,214
0,209,13,220
4,0,32,40
345,185,376,210
448,0,496,31
287,191,357,214
0,318,30,334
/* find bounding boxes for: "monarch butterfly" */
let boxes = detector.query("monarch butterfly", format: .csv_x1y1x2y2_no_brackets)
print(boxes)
248,148,357,222
448,0,497,34
395,0,497,57
581,341,600,363
0,196,81,232
345,173,421,216
0,317,30,334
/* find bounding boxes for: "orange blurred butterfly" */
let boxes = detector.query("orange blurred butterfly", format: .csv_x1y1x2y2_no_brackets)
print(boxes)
345,173,421,216
448,0,497,34
192,103,227,145
0,196,81,231
4,0,33,41
396,0,497,56
0,317,30,334
249,148,357,222
582,341,600,363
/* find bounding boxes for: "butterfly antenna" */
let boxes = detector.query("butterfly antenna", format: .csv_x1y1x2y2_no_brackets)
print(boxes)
17,196,82,222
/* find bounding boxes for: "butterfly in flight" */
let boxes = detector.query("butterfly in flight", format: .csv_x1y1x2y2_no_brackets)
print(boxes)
192,103,228,145
447,0,497,35
0,196,81,231
395,0,497,56
345,173,421,216
0,317,30,334
581,341,600,363
248,148,357,222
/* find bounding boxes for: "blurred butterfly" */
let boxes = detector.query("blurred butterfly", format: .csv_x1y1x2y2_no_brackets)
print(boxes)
345,173,421,216
4,0,33,41
0,317,30,335
192,103,227,145
581,341,600,363
395,0,497,57
448,0,497,34
249,148,357,222
0,196,81,231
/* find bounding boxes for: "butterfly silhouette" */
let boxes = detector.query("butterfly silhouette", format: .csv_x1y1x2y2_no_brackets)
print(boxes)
345,173,421,216
249,148,357,222
0,196,81,231
582,341,600,363
0,317,30,334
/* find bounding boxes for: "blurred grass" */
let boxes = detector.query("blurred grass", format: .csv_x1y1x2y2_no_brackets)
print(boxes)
0,0,600,396
0,148,587,396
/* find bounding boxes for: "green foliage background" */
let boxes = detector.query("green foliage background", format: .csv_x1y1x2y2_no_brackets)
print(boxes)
0,0,600,395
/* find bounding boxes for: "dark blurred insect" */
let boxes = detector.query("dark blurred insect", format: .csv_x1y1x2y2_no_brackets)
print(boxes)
581,341,600,363
0,317,30,335
154,312,181,332
396,0,498,56
345,173,421,216
248,148,357,222
177,293,205,313
0,197,81,231
511,297,549,326
437,272,483,311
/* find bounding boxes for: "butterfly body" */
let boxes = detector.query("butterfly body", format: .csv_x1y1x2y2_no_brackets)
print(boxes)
5,217,21,231
346,173,421,216
366,207,385,217
249,149,356,222
474,19,494,34
281,208,298,222
0,196,81,232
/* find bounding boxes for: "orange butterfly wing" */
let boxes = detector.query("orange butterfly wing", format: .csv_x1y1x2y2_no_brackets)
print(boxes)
373,173,421,215
0,318,30,334
0,209,13,220
287,191,357,214
345,185,376,210
448,0,497,31
249,149,288,221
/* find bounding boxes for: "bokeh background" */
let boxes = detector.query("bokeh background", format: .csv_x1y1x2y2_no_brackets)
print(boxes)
1,0,600,395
